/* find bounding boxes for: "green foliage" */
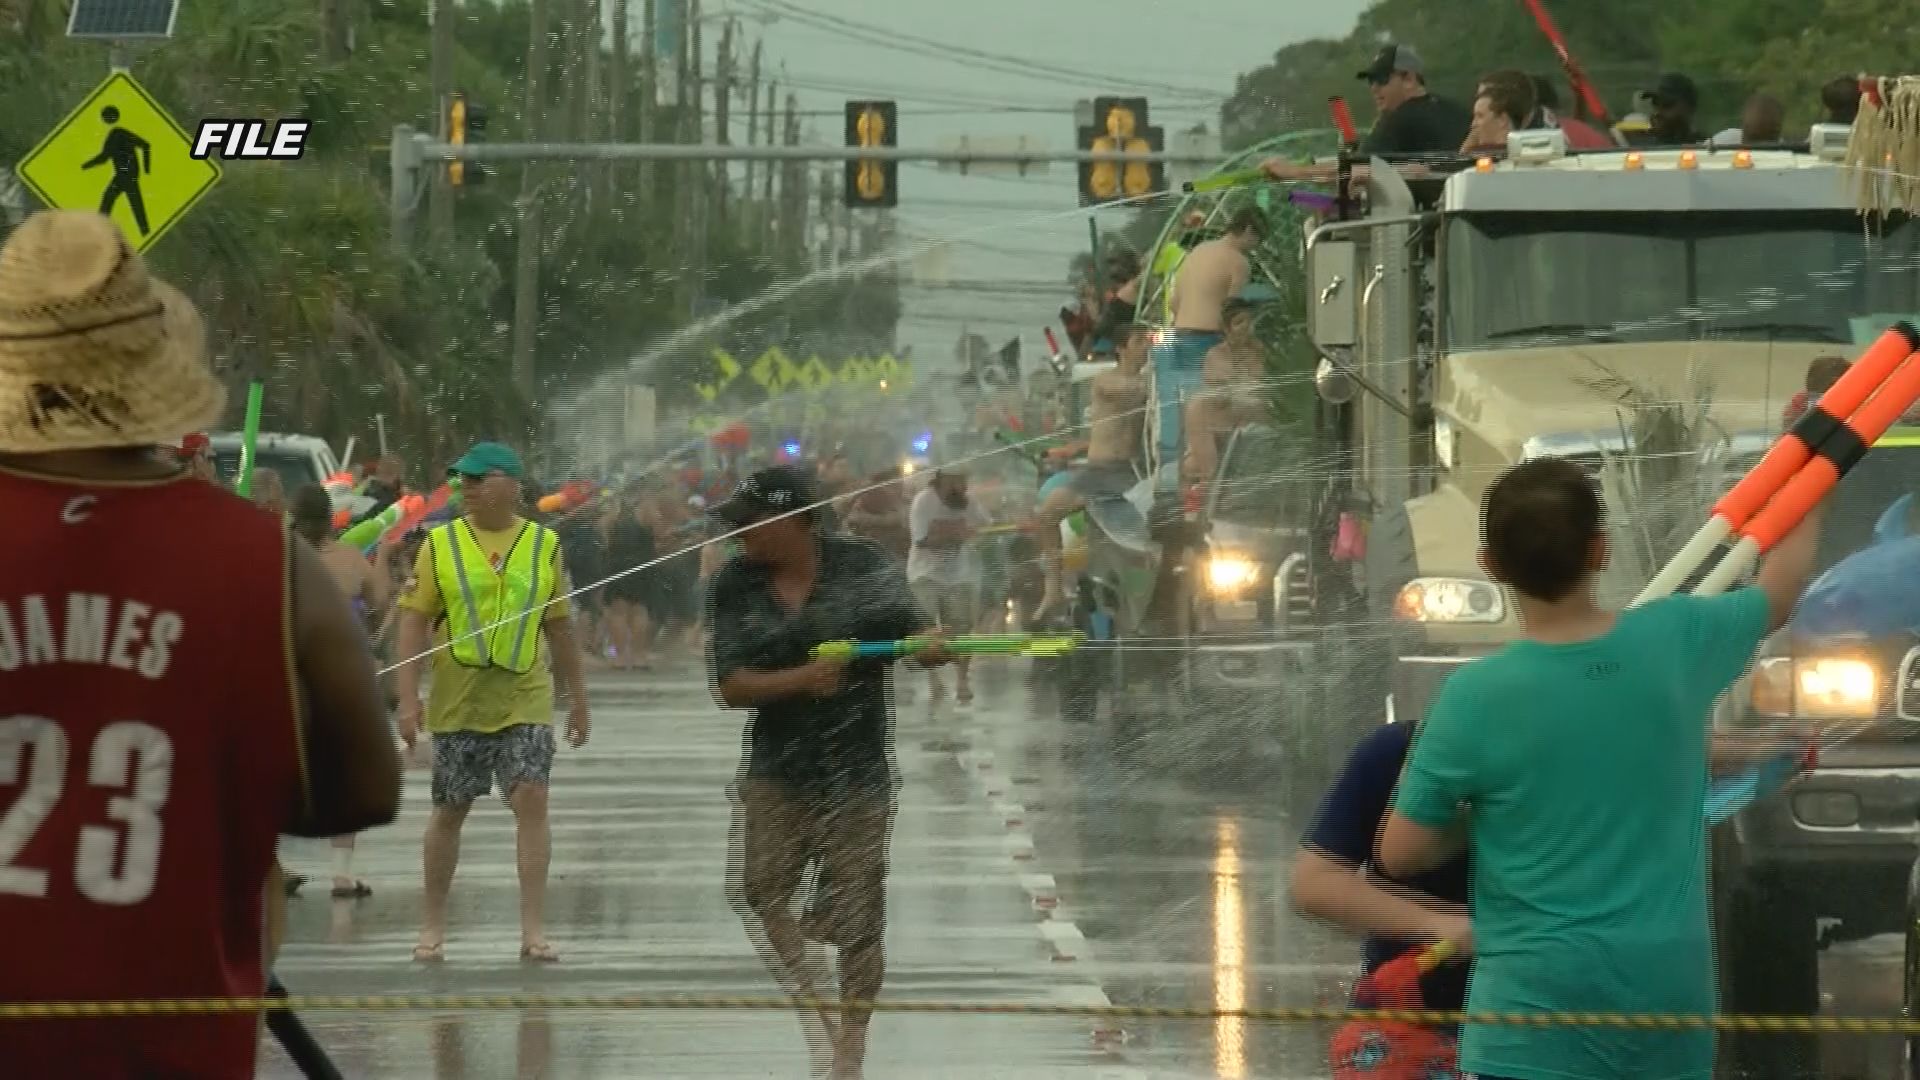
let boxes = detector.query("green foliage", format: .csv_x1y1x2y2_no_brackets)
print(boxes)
0,0,884,479
1216,0,1909,151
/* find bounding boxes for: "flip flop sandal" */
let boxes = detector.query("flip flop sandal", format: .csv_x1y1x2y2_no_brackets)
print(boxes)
520,942,560,963
331,881,373,899
411,942,445,963
283,873,308,897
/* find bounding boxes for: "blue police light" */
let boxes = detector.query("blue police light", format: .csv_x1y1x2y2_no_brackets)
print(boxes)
782,440,802,459
911,431,932,454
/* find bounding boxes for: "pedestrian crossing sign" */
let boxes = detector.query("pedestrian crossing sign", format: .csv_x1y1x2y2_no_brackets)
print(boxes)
800,356,834,390
16,71,222,254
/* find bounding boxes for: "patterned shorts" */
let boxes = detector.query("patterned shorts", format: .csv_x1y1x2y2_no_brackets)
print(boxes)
430,723,556,806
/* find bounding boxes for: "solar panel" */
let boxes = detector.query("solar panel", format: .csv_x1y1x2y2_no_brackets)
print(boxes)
67,0,180,38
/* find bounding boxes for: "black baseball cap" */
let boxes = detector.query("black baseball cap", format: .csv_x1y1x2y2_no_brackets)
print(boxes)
712,465,818,527
1646,73,1698,110
1358,44,1423,84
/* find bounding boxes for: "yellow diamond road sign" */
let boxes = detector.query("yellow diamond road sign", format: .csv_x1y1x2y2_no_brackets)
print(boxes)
16,72,223,254
711,348,741,388
749,350,778,389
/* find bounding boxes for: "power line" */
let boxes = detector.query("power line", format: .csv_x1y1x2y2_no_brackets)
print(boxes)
753,70,1091,113
745,0,1225,103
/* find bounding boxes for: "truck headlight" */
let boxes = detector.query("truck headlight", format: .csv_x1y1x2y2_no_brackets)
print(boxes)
1206,553,1260,595
1748,656,1793,718
1795,657,1877,719
1392,578,1504,624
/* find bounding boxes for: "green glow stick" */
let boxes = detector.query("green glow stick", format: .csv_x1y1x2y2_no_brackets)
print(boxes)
235,380,264,496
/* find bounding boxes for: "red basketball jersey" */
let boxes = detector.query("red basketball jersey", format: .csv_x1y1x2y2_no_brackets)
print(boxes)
0,463,305,1079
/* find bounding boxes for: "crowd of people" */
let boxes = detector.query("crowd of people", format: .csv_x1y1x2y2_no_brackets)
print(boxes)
0,56,1870,1073
0,207,1030,1077
1347,42,1863,158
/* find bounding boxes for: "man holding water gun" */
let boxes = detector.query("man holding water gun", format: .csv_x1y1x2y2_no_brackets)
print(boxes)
707,465,950,1080
1377,457,1825,1080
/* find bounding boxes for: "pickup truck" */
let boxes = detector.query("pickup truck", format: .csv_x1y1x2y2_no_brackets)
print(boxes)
1709,429,1920,1079
207,431,350,510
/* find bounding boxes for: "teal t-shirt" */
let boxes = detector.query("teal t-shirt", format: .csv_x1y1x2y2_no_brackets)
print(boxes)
1394,587,1771,1080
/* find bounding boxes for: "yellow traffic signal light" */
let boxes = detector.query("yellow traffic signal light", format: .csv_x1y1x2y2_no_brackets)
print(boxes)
844,100,898,208
448,92,488,186
449,93,466,186
1077,96,1164,207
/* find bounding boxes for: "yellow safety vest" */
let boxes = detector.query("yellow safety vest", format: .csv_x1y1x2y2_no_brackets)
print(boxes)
428,518,560,674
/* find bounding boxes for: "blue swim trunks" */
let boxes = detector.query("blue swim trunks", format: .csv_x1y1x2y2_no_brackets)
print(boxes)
1148,330,1222,487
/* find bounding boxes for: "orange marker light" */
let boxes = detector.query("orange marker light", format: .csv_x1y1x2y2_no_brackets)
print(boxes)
1474,156,1494,173
1623,152,1645,170
1678,150,1698,169
1732,150,1754,169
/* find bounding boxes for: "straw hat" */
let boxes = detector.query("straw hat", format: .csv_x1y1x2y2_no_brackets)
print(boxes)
0,210,223,453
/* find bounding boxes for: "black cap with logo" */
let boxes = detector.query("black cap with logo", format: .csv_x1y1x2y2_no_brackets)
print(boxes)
712,465,819,527
1357,44,1424,84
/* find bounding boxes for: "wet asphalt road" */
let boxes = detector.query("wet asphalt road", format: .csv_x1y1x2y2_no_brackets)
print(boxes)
966,661,1914,1080
261,654,1911,1078
263,657,1139,1079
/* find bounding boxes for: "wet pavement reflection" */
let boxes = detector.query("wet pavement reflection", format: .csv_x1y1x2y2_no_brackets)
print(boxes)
261,656,1911,1078
262,660,1141,1078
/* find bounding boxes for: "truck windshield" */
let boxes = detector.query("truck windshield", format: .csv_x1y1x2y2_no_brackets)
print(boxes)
1213,425,1312,527
1812,443,1920,576
212,448,323,497
1712,441,1920,577
1445,211,1920,350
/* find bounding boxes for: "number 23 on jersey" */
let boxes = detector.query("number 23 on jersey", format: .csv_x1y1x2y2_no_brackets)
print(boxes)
0,715,172,905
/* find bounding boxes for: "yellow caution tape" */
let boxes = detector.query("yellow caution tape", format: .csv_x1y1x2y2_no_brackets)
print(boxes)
0,995,1913,1033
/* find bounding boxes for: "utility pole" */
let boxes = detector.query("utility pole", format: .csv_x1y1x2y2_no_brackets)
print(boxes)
638,0,656,198
686,0,707,318
556,0,579,143
742,39,761,235
839,181,853,266
761,79,777,235
582,0,603,211
818,166,836,271
781,92,801,270
713,19,733,235
511,0,551,404
427,0,455,239
320,0,352,62
608,0,627,198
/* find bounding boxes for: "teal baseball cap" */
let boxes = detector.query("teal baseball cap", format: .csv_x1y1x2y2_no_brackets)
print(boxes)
448,441,524,480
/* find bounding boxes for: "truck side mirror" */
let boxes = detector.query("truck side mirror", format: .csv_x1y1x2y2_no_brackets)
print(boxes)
1314,358,1356,405
1308,238,1358,350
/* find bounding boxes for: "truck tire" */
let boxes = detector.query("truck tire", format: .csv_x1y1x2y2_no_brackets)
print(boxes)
1715,868,1819,1079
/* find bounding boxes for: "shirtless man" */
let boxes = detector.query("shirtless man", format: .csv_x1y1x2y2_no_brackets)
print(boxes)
1037,324,1150,615
1183,298,1269,488
1154,208,1263,490
291,483,397,898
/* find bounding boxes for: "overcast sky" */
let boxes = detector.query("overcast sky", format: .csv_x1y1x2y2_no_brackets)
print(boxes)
687,0,1372,371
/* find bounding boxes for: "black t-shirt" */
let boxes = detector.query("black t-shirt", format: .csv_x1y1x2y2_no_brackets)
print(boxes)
1301,721,1471,1011
707,533,931,792
1361,94,1473,157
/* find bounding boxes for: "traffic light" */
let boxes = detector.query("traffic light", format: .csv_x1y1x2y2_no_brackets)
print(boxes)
844,100,898,208
1077,96,1163,207
448,92,489,186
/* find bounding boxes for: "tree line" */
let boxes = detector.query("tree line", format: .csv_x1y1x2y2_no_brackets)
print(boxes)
0,0,899,475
